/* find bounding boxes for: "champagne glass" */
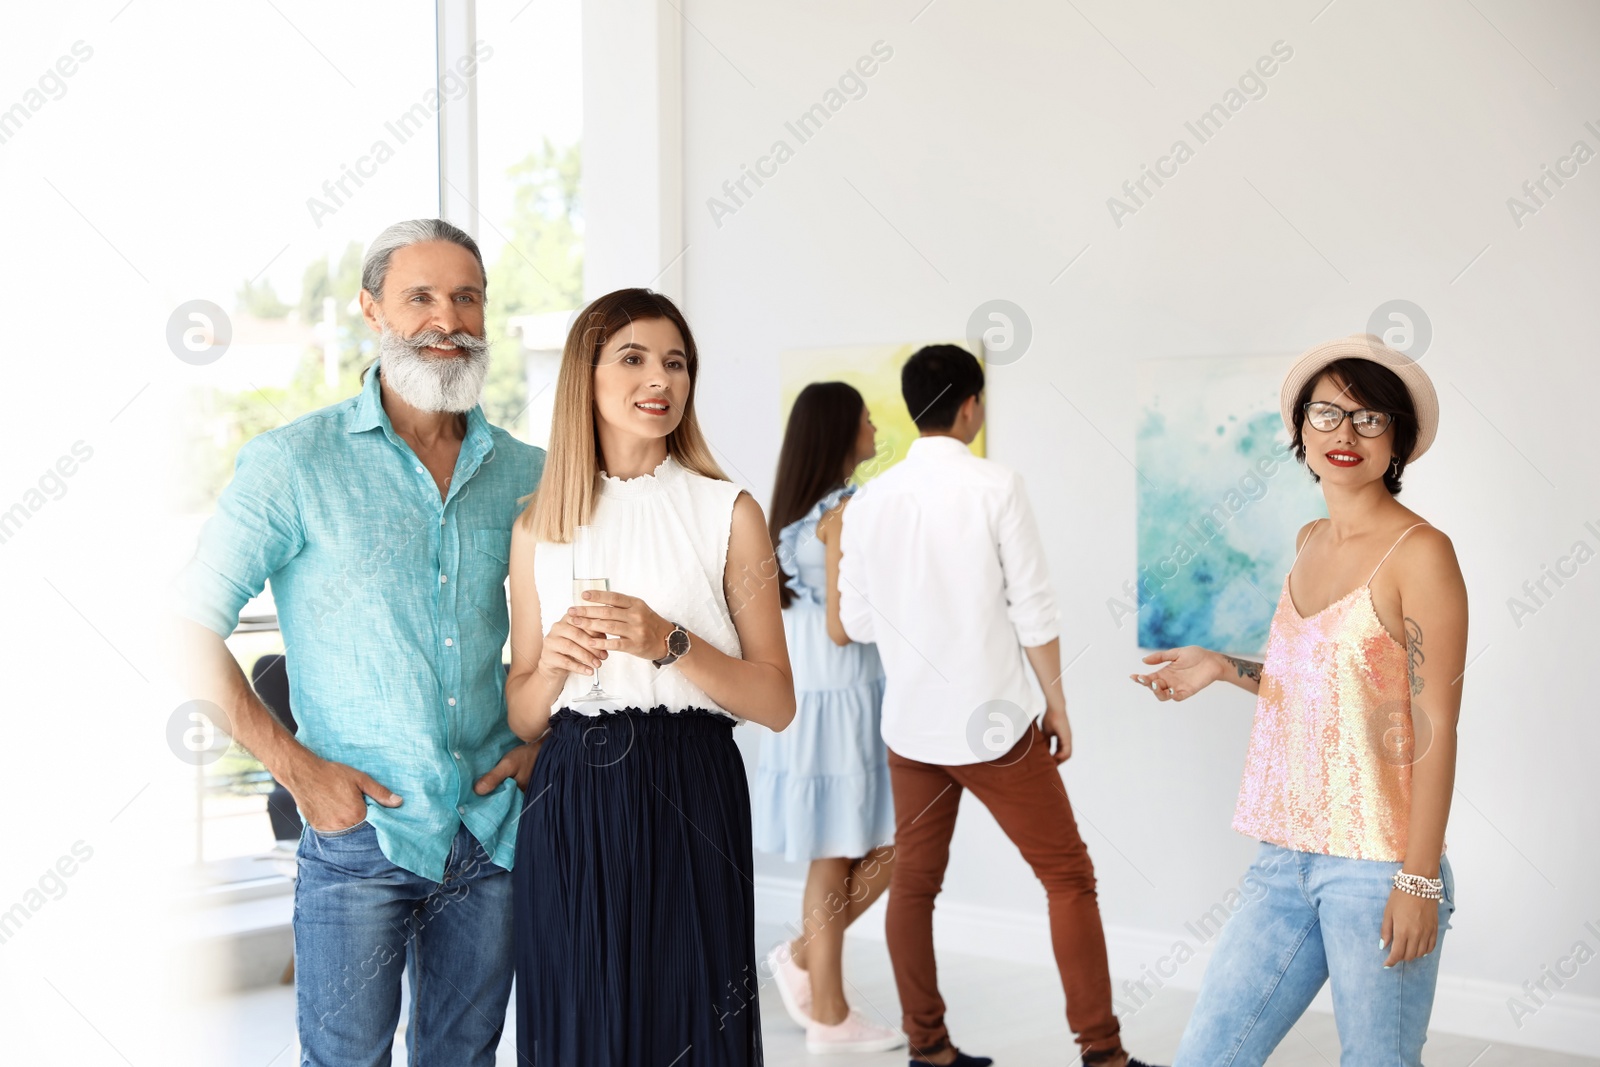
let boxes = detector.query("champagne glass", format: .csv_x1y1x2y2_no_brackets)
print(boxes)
571,525,613,703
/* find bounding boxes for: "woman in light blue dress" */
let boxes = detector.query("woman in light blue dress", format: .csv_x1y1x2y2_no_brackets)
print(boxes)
754,381,902,1054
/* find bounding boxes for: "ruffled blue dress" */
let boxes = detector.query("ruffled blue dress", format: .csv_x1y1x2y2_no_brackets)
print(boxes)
752,485,895,862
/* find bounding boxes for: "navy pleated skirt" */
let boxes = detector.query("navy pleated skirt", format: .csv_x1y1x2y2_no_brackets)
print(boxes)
514,706,763,1066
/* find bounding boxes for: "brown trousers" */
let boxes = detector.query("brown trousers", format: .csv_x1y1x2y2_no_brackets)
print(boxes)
885,723,1124,1063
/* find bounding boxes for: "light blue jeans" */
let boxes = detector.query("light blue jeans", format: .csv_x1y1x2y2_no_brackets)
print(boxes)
1175,842,1456,1067
293,821,513,1067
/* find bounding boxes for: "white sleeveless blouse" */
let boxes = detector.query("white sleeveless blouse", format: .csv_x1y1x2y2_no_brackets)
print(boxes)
534,454,746,720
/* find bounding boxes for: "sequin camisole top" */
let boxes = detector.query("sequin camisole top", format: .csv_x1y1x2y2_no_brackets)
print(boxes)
1231,520,1430,862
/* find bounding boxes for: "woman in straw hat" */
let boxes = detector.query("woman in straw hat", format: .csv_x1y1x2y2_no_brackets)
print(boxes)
1130,334,1467,1065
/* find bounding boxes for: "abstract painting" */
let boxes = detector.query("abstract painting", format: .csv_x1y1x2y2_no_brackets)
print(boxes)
1134,356,1327,656
779,342,985,483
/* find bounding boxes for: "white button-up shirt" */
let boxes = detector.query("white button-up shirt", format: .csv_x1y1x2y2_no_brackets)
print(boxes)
839,435,1060,766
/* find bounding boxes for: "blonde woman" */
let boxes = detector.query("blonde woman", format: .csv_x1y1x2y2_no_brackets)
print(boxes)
505,288,795,1065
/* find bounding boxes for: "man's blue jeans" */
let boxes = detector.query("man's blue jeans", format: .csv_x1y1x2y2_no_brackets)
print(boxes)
1176,842,1456,1067
293,821,512,1067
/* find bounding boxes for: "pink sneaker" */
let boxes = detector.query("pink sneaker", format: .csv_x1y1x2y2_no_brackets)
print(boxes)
765,941,813,1027
805,1009,907,1054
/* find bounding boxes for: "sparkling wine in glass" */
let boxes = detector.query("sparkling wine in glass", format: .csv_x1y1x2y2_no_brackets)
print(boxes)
571,526,613,704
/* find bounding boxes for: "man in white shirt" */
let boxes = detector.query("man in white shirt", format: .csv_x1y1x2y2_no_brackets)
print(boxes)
840,346,1148,1067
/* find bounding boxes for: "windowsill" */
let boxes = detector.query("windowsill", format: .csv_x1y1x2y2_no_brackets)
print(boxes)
189,848,297,902
181,849,296,956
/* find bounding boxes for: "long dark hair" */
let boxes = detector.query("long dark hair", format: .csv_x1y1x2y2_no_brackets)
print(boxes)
1290,358,1418,496
768,381,866,609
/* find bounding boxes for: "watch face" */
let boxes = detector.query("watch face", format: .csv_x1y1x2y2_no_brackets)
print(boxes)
667,628,690,656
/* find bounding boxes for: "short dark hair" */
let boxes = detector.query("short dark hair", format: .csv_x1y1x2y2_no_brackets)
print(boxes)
901,345,984,431
1290,358,1418,495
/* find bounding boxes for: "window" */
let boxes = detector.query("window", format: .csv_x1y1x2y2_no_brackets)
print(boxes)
472,0,585,448
172,0,586,870
169,0,440,866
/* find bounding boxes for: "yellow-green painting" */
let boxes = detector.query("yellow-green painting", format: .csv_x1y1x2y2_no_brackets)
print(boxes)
779,342,986,485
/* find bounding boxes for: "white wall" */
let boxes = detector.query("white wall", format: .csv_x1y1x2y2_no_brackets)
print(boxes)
666,0,1600,1055
582,0,685,302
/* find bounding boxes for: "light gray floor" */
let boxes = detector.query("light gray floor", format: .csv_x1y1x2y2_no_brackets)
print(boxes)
196,923,1600,1066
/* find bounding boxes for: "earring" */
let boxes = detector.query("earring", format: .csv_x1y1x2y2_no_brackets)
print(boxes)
1390,457,1401,476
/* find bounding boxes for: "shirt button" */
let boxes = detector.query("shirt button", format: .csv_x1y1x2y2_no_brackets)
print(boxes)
448,697,457,706
456,804,467,815
415,465,425,473
440,574,448,584
453,750,462,759
444,638,454,647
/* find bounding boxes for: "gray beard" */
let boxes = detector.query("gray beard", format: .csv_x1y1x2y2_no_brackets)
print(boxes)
377,324,491,413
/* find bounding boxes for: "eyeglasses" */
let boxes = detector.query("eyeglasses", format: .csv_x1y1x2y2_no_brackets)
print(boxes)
1302,400,1394,438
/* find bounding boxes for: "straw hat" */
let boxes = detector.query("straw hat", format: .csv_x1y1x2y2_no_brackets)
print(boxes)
1279,333,1439,461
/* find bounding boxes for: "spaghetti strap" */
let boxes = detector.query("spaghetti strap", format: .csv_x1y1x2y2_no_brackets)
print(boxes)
1287,519,1325,577
1366,522,1431,585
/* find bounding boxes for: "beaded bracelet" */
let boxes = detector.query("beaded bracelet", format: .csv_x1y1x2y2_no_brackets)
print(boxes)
1391,871,1444,900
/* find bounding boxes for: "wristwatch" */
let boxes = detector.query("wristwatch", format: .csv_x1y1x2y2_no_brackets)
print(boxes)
653,622,691,668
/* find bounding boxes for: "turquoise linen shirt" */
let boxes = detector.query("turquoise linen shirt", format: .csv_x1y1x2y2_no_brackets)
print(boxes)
177,364,545,881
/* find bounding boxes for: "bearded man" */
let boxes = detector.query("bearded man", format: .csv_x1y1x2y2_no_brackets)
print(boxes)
177,219,545,1065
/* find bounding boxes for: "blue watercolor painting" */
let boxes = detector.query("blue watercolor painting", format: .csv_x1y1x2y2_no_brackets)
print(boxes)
1135,356,1327,656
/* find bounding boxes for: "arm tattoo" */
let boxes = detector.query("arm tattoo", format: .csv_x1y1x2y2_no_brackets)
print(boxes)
1404,616,1425,696
1224,656,1263,683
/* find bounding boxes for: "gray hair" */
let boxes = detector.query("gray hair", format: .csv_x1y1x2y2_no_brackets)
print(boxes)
361,218,485,300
